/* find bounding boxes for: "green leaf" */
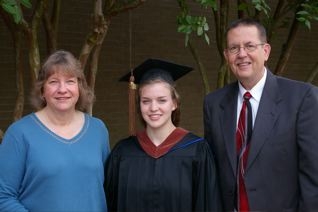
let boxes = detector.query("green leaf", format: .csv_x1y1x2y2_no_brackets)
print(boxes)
13,9,21,23
185,34,189,47
255,4,262,11
297,11,309,15
1,0,29,23
177,25,185,33
204,33,210,45
297,17,306,22
2,0,16,5
178,25,192,34
20,0,32,8
203,22,209,31
197,26,203,36
197,0,217,9
1,3,16,15
186,15,192,24
305,20,311,29
251,0,271,17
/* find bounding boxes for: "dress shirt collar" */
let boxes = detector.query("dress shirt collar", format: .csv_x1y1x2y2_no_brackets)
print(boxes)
238,68,267,103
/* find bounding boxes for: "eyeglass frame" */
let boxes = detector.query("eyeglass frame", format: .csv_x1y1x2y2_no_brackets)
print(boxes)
226,43,266,54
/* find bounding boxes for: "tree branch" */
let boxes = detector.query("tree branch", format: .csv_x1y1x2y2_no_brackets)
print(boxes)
0,129,3,143
43,0,61,53
274,14,300,75
306,62,318,83
188,39,210,94
267,0,285,42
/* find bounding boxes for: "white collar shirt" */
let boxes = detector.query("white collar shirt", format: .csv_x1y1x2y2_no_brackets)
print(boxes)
236,68,267,128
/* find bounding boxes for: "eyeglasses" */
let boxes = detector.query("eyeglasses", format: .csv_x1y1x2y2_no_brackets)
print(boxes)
226,43,265,54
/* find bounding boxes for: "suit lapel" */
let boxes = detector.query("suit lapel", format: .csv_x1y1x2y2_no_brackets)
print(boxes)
246,71,282,171
220,83,239,176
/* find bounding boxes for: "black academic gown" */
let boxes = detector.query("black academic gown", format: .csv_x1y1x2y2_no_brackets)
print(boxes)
105,132,221,212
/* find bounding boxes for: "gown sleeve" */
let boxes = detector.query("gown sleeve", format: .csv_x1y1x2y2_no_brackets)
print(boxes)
0,130,29,212
193,141,222,212
104,147,119,212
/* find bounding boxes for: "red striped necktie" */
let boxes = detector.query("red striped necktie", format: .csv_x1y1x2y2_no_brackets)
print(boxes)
236,91,252,212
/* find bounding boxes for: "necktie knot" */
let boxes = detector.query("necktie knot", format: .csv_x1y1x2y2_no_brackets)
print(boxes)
244,92,252,101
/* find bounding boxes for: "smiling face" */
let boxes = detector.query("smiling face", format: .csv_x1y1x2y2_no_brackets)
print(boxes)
224,25,271,90
31,51,94,112
139,81,177,130
42,69,79,113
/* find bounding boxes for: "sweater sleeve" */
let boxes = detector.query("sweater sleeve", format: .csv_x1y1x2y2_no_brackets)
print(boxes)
0,129,29,212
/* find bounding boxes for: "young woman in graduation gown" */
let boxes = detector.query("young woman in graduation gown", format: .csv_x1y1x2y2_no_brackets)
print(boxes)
104,59,221,212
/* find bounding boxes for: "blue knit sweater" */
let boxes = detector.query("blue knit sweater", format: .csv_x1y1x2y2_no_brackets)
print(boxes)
0,113,110,212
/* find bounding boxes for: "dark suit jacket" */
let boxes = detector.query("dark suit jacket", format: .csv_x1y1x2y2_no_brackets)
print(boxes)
203,70,318,212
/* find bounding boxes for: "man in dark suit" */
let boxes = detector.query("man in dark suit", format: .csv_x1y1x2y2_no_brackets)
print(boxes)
203,18,318,212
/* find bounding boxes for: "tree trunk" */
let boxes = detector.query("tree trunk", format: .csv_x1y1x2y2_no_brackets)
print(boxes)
306,62,318,83
213,0,229,88
274,17,299,76
79,0,108,114
188,40,210,94
13,30,25,121
43,0,61,53
0,11,26,121
0,129,3,143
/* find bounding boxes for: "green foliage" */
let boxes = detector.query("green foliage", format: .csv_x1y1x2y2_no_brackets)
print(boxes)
252,0,271,17
0,0,31,23
178,0,318,46
296,1,318,29
238,0,271,17
177,0,215,46
177,15,210,46
196,0,217,10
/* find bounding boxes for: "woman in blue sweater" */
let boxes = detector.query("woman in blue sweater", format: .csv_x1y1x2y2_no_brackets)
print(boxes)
0,50,110,212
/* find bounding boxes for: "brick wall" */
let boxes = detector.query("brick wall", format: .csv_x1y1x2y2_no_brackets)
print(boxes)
0,1,317,147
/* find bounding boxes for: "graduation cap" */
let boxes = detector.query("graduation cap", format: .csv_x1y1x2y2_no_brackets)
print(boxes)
119,58,193,135
119,58,193,84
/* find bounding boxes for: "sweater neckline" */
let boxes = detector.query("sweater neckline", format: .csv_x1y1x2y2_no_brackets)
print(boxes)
31,112,89,144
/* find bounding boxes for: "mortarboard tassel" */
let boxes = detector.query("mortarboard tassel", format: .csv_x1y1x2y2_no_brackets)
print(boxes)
128,73,137,136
